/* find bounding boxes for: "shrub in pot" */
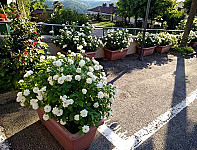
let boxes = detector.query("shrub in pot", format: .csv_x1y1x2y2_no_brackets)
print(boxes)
136,32,159,56
16,52,118,149
187,31,197,47
52,23,103,59
102,29,132,61
156,32,178,53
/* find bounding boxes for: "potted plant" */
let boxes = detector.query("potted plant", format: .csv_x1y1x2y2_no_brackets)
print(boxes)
52,23,103,59
156,32,178,53
102,29,132,61
136,32,159,56
16,52,118,150
188,31,197,47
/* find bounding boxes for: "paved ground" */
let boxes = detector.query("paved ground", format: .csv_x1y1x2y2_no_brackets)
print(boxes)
0,50,197,150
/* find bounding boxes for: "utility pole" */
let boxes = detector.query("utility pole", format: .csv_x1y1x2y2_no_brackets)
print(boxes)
137,0,151,61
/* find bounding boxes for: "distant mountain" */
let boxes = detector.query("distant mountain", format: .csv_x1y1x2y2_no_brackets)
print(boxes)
45,0,115,14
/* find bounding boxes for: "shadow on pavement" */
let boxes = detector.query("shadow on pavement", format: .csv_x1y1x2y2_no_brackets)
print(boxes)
99,52,170,84
164,56,197,150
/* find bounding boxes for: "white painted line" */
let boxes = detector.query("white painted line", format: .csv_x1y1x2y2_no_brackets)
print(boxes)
0,126,10,150
98,89,197,150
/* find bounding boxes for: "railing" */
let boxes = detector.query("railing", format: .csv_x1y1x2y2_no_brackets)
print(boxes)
0,21,186,36
37,22,185,37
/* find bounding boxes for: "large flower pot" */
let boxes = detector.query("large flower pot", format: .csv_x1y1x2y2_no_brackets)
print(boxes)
136,46,155,56
104,47,128,61
156,44,172,53
85,51,96,59
188,42,197,47
37,109,104,150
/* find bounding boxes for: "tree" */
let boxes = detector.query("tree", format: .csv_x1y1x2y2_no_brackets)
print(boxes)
180,0,197,47
184,0,197,15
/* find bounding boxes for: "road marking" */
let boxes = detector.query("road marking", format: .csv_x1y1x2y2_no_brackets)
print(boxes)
0,126,10,150
98,89,197,150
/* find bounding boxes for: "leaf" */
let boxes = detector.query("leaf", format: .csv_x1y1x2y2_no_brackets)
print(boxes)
78,130,83,136
78,101,83,107
37,49,45,54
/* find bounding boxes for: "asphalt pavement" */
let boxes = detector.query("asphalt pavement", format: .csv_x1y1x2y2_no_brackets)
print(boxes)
0,51,197,150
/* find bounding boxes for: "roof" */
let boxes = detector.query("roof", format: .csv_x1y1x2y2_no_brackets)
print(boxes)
31,9,44,15
88,6,117,14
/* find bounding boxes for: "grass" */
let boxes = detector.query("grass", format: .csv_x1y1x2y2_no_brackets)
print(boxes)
94,21,115,27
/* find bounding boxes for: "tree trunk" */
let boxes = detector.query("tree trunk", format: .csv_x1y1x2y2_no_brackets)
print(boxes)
124,16,127,25
142,18,145,28
134,15,137,28
180,0,197,47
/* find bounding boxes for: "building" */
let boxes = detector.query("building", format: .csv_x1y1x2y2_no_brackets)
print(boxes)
88,3,117,21
30,8,53,22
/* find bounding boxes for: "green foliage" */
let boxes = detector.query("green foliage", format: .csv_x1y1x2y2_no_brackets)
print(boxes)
156,32,178,46
16,52,117,134
136,32,160,48
102,29,132,50
0,13,49,93
95,21,115,27
52,23,102,53
176,18,197,31
170,44,194,54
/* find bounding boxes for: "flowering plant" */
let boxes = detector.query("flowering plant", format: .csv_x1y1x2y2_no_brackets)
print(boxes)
137,32,159,48
16,52,118,135
156,32,178,46
187,30,197,42
52,23,102,53
102,29,132,51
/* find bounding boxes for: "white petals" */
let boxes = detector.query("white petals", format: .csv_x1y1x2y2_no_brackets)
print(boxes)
98,91,104,99
79,60,85,67
44,105,52,113
80,109,88,117
93,102,99,108
23,89,30,96
86,78,92,84
82,125,90,133
60,119,66,125
43,114,49,121
82,89,87,94
75,75,81,81
76,68,81,73
74,114,80,121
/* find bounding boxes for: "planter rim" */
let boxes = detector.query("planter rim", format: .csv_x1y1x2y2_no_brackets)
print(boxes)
37,109,104,140
85,51,96,54
137,45,156,49
104,47,128,53
157,44,172,48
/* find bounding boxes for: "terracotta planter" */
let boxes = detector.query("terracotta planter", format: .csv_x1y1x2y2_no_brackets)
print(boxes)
104,47,128,61
37,109,104,150
188,42,197,47
136,46,155,56
85,51,96,59
156,44,172,53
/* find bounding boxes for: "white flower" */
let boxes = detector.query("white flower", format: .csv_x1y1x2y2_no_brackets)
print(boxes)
71,52,76,57
41,86,47,92
24,70,33,78
68,59,74,65
56,109,63,116
80,109,88,117
48,76,52,82
74,114,80,121
53,60,62,67
17,92,23,98
81,50,85,53
33,87,39,93
86,78,92,84
82,125,90,133
92,59,99,65
77,45,83,50
52,107,59,115
99,65,103,70
94,65,100,71
47,68,51,72
93,102,99,108
110,97,114,103
23,89,30,96
44,105,52,113
58,77,65,84
60,95,67,101
43,114,49,121
62,101,70,107
98,91,104,99
65,75,72,82
16,95,26,103
49,80,53,86
89,66,94,72
79,60,85,67
63,44,67,49
91,75,97,81
82,89,87,94
87,72,93,77
30,99,38,106
75,75,81,81
36,94,43,101
97,82,103,89
18,80,24,84
86,57,90,62
40,55,45,62
32,103,39,110
76,68,81,73
60,119,66,125
53,75,59,80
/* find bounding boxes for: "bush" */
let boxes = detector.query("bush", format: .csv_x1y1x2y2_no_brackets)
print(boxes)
102,29,132,50
52,23,102,53
156,32,178,46
170,45,194,54
16,52,117,135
